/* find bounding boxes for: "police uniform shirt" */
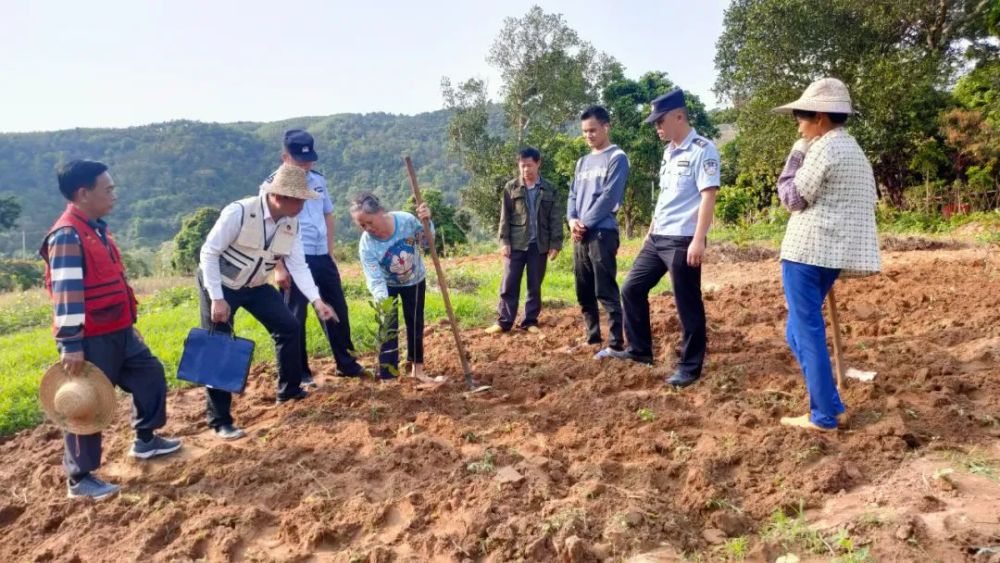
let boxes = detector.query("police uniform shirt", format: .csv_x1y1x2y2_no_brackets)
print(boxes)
651,128,721,237
259,169,334,255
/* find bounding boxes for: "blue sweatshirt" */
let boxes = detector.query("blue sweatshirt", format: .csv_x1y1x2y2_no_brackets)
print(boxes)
567,144,630,231
359,212,433,301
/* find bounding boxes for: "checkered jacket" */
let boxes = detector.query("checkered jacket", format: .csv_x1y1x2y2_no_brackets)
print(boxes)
779,128,881,277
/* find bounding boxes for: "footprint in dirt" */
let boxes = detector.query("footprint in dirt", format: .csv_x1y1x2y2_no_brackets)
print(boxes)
376,499,415,543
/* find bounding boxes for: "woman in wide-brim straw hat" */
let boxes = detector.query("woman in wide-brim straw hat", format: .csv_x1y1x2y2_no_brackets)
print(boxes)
772,77,881,431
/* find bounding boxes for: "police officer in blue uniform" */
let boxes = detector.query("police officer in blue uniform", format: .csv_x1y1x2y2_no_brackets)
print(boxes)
607,89,721,387
263,130,366,384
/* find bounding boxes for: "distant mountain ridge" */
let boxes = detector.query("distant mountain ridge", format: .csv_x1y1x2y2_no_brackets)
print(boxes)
0,109,472,254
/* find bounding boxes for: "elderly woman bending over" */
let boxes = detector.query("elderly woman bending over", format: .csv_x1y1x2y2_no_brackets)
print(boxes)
350,192,438,383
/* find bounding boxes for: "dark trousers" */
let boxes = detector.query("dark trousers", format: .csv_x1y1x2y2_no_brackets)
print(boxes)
782,260,844,428
197,272,302,429
573,229,623,349
284,254,363,376
63,327,167,480
378,281,426,379
621,235,706,376
497,243,548,329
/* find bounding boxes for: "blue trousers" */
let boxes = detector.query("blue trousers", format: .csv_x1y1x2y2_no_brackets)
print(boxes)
781,260,844,428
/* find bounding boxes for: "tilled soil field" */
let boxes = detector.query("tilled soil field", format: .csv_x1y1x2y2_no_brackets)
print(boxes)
1,246,999,563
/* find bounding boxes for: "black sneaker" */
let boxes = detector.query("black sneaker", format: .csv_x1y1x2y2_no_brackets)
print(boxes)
666,371,700,388
338,366,370,378
276,388,309,404
213,424,246,440
301,373,317,387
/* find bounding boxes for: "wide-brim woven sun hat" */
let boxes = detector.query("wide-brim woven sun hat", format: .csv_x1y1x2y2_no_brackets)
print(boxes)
773,77,854,115
39,361,117,435
263,164,320,200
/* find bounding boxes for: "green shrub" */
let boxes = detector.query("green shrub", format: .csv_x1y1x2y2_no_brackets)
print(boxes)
716,184,755,225
0,259,44,291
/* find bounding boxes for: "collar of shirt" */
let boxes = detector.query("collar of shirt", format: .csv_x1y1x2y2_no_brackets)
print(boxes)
668,128,699,154
258,194,290,244
523,177,542,190
260,194,287,226
91,217,108,234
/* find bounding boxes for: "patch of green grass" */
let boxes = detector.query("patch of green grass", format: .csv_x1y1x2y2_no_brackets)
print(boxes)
877,208,1000,236
0,293,50,335
542,507,587,535
636,407,655,422
0,238,670,436
761,505,828,555
466,449,496,474
761,504,872,562
946,448,999,481
705,497,744,514
720,536,749,560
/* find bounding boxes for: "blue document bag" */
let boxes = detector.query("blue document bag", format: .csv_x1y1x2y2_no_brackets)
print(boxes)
177,328,254,394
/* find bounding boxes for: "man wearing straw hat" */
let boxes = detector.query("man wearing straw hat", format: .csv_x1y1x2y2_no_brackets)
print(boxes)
261,129,366,385
40,160,182,500
772,78,881,431
198,164,336,440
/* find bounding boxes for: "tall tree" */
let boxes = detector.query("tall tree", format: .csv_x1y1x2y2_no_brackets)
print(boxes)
171,207,220,274
714,0,996,207
489,6,620,144
443,5,621,229
0,196,20,231
404,188,471,254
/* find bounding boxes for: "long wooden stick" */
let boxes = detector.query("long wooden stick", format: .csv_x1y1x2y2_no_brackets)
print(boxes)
827,286,846,390
402,155,475,389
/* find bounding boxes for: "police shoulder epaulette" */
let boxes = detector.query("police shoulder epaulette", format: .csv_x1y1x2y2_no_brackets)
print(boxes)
310,169,324,177
692,137,709,148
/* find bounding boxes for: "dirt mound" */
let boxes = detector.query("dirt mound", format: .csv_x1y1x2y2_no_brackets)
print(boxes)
880,235,969,252
705,242,779,264
1,248,998,562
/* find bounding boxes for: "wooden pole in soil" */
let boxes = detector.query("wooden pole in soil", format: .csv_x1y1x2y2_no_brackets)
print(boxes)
402,155,475,389
827,286,846,390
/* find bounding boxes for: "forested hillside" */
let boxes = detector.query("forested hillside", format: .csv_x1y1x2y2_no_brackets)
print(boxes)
0,110,473,254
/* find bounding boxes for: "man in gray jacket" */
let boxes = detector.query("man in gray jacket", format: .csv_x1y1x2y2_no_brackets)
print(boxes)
486,147,563,335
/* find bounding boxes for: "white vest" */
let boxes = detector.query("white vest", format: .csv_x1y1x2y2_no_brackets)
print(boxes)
219,196,299,290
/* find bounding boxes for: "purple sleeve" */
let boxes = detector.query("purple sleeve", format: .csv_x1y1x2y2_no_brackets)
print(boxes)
777,151,808,212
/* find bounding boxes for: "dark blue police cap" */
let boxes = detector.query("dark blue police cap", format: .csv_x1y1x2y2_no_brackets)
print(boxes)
283,129,318,162
643,89,687,124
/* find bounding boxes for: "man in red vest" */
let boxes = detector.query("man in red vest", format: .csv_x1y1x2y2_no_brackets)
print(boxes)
40,160,182,500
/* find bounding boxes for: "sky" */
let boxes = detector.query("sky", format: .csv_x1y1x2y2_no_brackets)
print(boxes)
0,0,730,133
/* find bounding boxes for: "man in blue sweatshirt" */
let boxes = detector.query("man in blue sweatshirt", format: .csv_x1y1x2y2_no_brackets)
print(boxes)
567,105,630,358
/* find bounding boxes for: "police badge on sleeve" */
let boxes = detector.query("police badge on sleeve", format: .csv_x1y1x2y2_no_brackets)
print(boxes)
703,159,719,177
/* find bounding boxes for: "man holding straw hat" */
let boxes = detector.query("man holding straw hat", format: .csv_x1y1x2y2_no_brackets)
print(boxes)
198,164,336,440
40,160,182,500
772,78,881,431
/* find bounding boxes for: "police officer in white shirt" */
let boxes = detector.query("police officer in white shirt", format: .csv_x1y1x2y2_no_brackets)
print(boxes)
263,130,366,386
198,164,336,440
607,89,721,389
